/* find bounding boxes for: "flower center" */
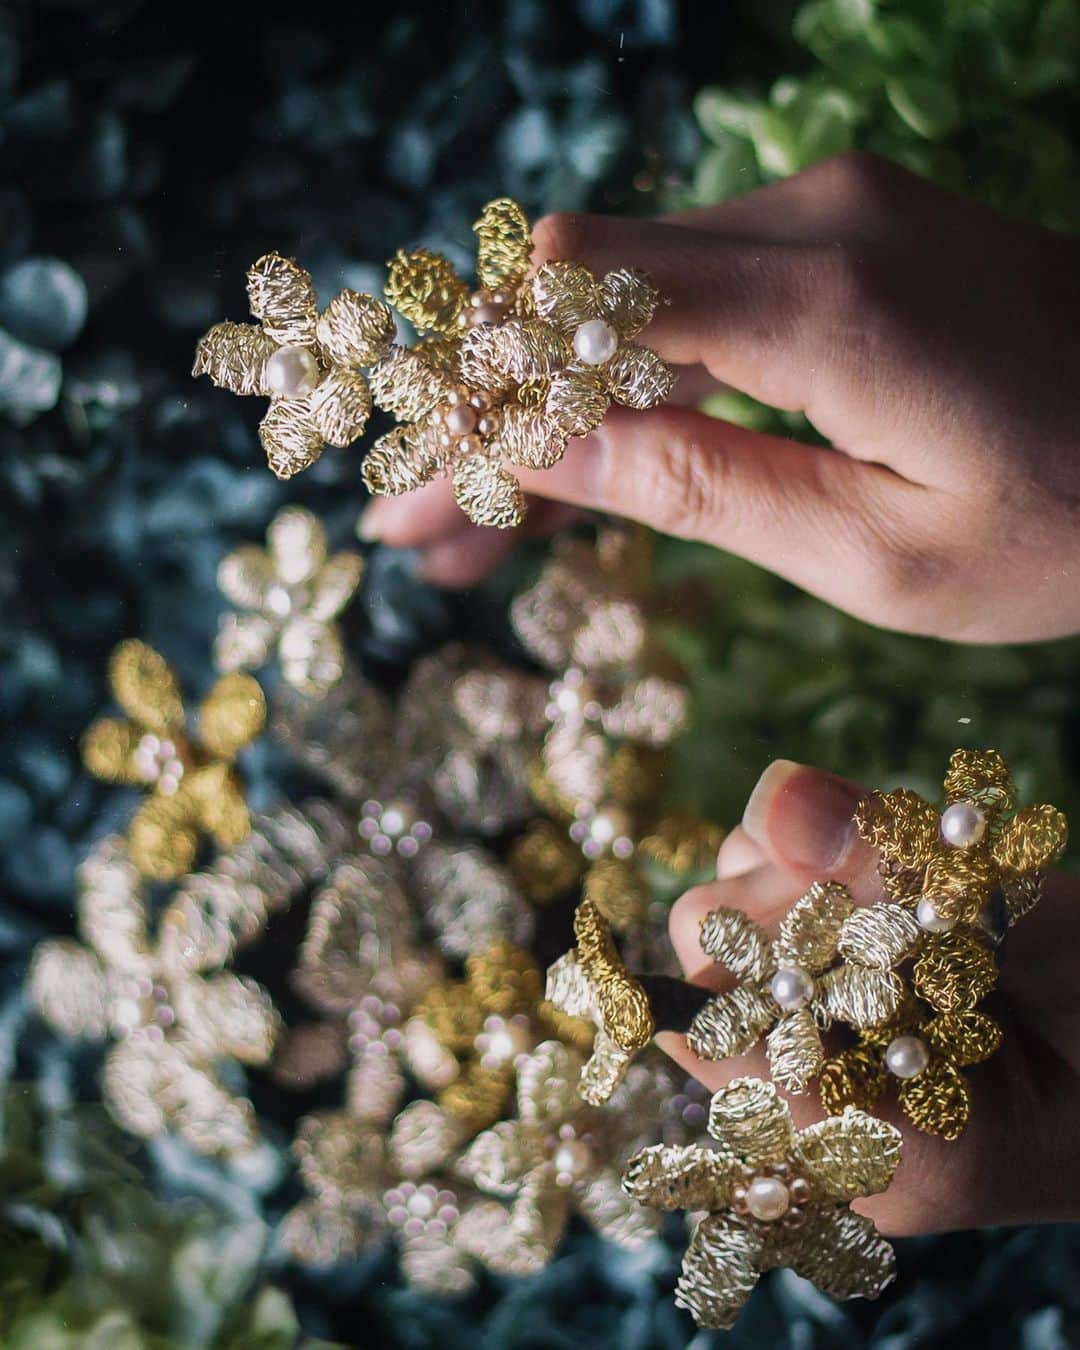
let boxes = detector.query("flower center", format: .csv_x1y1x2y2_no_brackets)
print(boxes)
264,344,321,399
732,1161,810,1229
551,1125,593,1186
769,965,814,1011
569,803,635,861
358,797,433,858
474,1013,533,1069
545,668,603,728
431,386,502,459
460,288,513,329
348,994,403,1054
110,975,175,1041
572,318,618,366
940,800,986,849
916,897,957,933
133,734,186,795
384,1182,460,1239
884,1034,930,1079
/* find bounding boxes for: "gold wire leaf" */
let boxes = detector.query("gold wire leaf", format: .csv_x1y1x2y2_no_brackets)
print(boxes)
486,318,570,383
675,1215,763,1331
438,1060,513,1133
452,456,525,529
942,748,1014,813
199,673,266,759
582,857,649,931
816,965,905,1030
819,1045,888,1115
268,505,327,585
622,1143,736,1212
246,252,317,346
29,938,111,1040
605,343,676,410
507,819,585,903
913,929,998,1013
921,848,996,922
766,1005,824,1092
638,815,725,874
309,367,373,447
898,1056,970,1139
192,322,275,395
385,247,469,335
855,788,940,867
186,762,251,848
466,941,542,1019
532,261,600,333
417,982,484,1051
368,345,456,421
708,1077,796,1168
925,1008,1003,1067
259,400,324,479
698,907,773,983
607,744,669,811
688,983,775,1062
458,323,516,395
128,792,200,881
81,717,144,784
108,639,185,732
497,404,563,470
794,1107,902,1202
837,903,921,971
315,289,396,368
775,881,853,972
992,803,1068,875
473,198,533,291
362,426,445,496
574,899,654,1051
546,365,610,437
597,268,659,338
780,1208,896,1301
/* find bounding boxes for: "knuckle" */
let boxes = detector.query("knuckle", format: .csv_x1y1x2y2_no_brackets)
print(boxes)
531,211,591,264
626,430,727,541
814,149,905,210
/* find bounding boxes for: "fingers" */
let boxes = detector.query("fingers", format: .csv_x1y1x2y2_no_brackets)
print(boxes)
358,479,463,549
417,501,581,588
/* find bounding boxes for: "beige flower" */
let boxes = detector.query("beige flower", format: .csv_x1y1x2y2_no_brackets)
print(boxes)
193,253,395,477
214,506,363,694
623,1078,901,1329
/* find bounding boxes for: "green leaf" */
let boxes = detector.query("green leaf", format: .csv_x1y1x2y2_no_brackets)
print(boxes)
693,88,760,143
885,74,962,139
749,106,801,177
692,135,760,204
795,87,859,163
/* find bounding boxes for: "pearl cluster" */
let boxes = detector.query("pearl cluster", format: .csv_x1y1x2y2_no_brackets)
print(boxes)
884,1033,930,1080
569,802,635,861
347,994,403,1058
110,973,176,1042
473,1013,534,1071
548,1123,594,1188
264,344,322,399
430,386,502,461
665,1076,710,1134
545,668,603,730
769,965,815,1011
358,797,433,858
458,287,514,331
732,1161,811,1228
383,1181,460,1239
133,733,186,796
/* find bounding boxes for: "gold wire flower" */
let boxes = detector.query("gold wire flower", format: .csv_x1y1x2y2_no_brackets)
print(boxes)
214,506,364,694
820,927,1001,1140
193,253,395,477
28,834,281,1156
856,748,1067,928
455,1039,666,1273
362,200,674,528
81,640,265,880
686,883,919,1093
623,1077,901,1329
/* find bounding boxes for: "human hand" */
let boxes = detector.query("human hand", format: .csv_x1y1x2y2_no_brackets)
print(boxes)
659,758,1080,1237
359,152,1080,641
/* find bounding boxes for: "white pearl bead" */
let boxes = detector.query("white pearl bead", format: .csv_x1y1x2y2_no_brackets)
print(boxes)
885,1034,930,1079
770,966,814,1011
467,301,507,327
264,345,320,398
745,1176,790,1222
916,897,957,933
572,318,618,366
940,800,987,849
444,402,478,436
553,1138,592,1183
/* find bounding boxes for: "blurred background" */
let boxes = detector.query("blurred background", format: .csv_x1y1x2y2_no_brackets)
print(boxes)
3,0,1080,1345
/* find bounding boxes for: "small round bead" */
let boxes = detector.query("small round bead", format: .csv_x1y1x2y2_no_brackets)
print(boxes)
789,1178,811,1203
468,391,491,410
553,1138,592,1183
916,897,957,933
572,318,619,366
467,302,507,327
940,800,987,849
445,403,478,436
476,413,500,436
745,1176,790,1222
770,966,814,1011
456,434,483,456
264,345,320,398
885,1034,930,1079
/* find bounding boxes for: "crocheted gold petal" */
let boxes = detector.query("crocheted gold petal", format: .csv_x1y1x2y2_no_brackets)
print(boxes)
457,1119,543,1196
214,612,275,674
674,1214,763,1331
898,1056,970,1139
389,1099,472,1178
452,455,525,529
400,1228,478,1298
102,1037,168,1138
128,792,199,881
925,1008,1002,1067
541,723,609,811
199,672,266,759
500,318,573,382
779,1208,896,1301
29,939,110,1040
246,253,318,347
913,929,998,1014
507,1178,572,1270
516,1039,583,1125
439,1060,514,1134
794,1107,902,1202
108,639,185,733
815,965,905,1030
217,543,276,611
546,365,609,437
942,748,1014,817
855,788,941,868
508,820,585,903
576,1166,659,1249
767,1006,824,1092
574,899,654,1047
992,804,1068,876
187,763,252,848
345,1040,406,1126
315,289,395,368
598,268,659,339
582,856,650,931
532,260,601,335
264,504,326,584
708,1076,796,1168
278,1197,379,1266
258,399,324,479
362,424,445,496
368,344,458,421
474,197,533,291
466,941,542,1018
775,881,853,972
498,403,563,470
309,551,364,623
604,342,675,410
310,367,373,448
571,595,647,669
385,247,469,335
922,849,995,923
622,1142,737,1211
172,970,278,1064
819,1045,888,1115
79,836,150,969
545,950,596,1021
192,321,275,395
415,983,484,1053
81,717,144,785
638,816,725,875
837,903,921,972
579,1028,635,1105
603,674,690,748
698,907,774,983
458,322,515,396
454,1200,537,1277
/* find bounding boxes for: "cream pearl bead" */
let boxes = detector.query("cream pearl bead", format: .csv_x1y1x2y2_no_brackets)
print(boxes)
467,301,507,327
885,1034,930,1079
745,1176,790,1222
770,965,814,1010
445,402,478,436
916,897,957,933
572,318,618,366
264,345,320,398
940,800,987,849
553,1138,592,1183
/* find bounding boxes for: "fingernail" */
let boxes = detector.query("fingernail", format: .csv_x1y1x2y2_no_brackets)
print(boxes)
743,759,862,873
357,499,389,541
714,827,765,880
